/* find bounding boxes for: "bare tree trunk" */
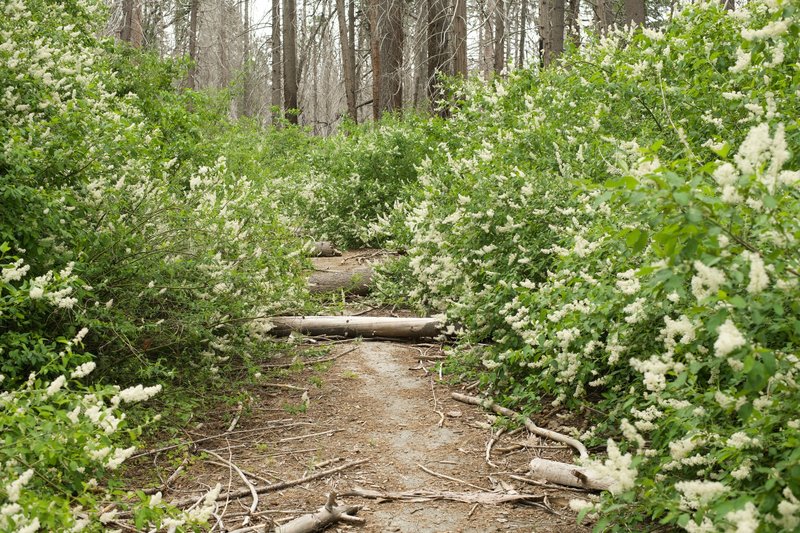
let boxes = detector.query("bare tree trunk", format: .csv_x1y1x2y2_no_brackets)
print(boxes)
241,0,252,116
482,0,495,79
120,0,144,46
517,0,527,68
271,0,283,120
348,0,357,101
550,0,565,60
368,0,382,120
595,0,610,34
188,0,199,89
283,0,299,123
381,0,404,112
493,0,505,72
453,0,467,77
413,0,429,109
566,0,580,48
721,0,735,10
538,0,550,67
427,0,449,106
336,0,358,121
623,0,645,26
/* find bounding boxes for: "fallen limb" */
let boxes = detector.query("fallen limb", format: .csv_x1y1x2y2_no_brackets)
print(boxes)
450,392,588,459
170,459,368,508
528,458,612,492
341,487,545,505
269,316,442,339
261,347,357,369
202,450,258,514
274,493,363,533
308,241,341,257
417,464,489,491
308,267,373,295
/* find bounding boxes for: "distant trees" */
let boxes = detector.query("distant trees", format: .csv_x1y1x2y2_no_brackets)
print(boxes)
104,0,660,130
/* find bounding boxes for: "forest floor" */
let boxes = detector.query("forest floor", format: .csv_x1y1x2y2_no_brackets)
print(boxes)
129,251,592,532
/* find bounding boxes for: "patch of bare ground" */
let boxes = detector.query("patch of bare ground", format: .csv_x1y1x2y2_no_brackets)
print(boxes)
127,251,594,532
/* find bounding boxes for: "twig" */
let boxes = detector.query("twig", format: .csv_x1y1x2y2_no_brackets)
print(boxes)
509,474,591,493
170,459,368,508
278,429,342,443
451,393,589,459
263,383,308,391
485,427,504,468
341,487,546,506
202,450,259,514
430,377,444,428
468,502,480,518
313,457,342,469
416,464,489,491
261,347,357,369
228,402,244,433
143,459,187,495
132,422,310,459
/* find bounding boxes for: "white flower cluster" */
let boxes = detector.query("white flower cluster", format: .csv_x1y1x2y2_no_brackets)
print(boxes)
584,439,637,495
112,384,162,405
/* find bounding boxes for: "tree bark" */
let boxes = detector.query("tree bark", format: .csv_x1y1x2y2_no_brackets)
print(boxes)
268,316,443,339
427,0,449,106
482,0,495,79
368,0,382,120
517,0,527,68
271,0,283,121
529,458,613,491
550,0,565,62
187,0,199,89
336,0,358,121
120,0,144,46
493,0,505,72
566,0,580,48
721,0,735,10
453,0,467,77
623,0,645,27
308,267,374,295
283,0,299,124
538,0,550,67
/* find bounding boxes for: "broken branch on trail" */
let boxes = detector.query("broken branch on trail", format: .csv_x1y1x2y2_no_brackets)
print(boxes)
269,316,442,340
341,487,546,506
308,241,341,257
169,459,368,508
528,458,613,492
451,392,589,459
308,267,373,295
274,493,363,533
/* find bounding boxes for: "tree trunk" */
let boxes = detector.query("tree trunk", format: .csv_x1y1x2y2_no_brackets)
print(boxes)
368,0,382,120
187,0,199,89
268,316,443,339
283,0,299,124
623,0,645,27
482,0,495,79
529,458,613,491
566,0,580,48
538,0,550,67
721,0,735,10
550,0,565,61
336,0,358,121
493,0,505,72
427,0,449,106
120,0,144,46
453,0,467,77
380,0,404,112
241,0,252,116
517,0,527,68
271,0,283,121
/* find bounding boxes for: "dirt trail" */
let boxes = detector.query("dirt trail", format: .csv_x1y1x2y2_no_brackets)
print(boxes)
139,251,591,532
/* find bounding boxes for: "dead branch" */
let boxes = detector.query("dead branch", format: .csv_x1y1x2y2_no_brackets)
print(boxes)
485,427,504,468
341,487,545,505
261,347,357,369
274,493,363,533
450,392,589,459
528,458,612,492
202,450,258,514
228,402,244,433
278,429,343,443
268,316,442,339
308,241,342,257
416,464,489,491
170,459,368,508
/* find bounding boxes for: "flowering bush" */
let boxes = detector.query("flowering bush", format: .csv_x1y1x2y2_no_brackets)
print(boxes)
374,0,800,530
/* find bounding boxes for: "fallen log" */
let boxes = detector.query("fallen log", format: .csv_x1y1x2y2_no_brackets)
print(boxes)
528,458,612,492
308,267,373,295
308,241,341,257
341,487,545,505
450,392,588,459
274,493,363,533
268,316,442,339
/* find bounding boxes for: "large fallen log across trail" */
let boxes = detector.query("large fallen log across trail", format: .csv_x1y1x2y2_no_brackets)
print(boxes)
269,316,442,339
341,487,545,505
308,241,341,257
451,392,589,459
274,493,363,533
308,267,373,295
528,458,613,492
